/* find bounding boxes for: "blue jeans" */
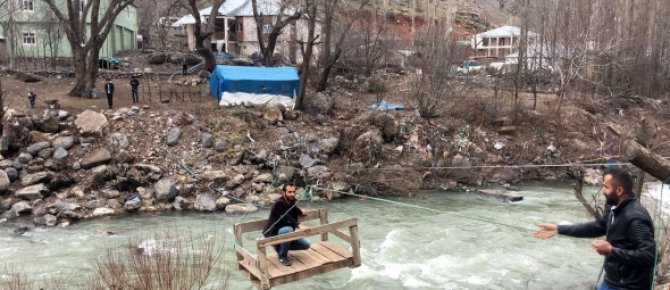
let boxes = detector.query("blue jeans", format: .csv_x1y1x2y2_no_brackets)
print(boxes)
598,281,618,290
275,226,310,259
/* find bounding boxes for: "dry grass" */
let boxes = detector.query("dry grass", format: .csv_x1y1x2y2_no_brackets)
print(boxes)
87,231,227,290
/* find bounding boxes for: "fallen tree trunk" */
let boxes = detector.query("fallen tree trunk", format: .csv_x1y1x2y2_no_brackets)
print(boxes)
621,139,670,182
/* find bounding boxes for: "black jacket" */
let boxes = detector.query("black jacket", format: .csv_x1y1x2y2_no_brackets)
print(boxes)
105,82,115,95
130,79,139,89
558,196,655,290
262,198,302,237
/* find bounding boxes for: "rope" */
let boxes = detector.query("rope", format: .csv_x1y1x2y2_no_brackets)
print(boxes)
365,162,633,171
310,186,535,232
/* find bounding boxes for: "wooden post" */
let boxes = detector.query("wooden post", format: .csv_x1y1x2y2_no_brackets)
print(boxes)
257,245,271,290
349,221,361,267
319,208,329,241
234,224,244,247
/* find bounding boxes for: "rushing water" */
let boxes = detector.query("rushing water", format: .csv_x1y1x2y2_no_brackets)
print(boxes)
3,182,643,290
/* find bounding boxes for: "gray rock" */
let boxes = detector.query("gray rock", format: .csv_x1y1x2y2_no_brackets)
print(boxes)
276,166,298,182
194,194,216,212
215,197,230,209
21,171,55,186
252,182,264,192
262,104,284,123
124,199,142,212
75,110,109,136
307,165,330,179
15,184,49,200
0,170,9,191
305,91,334,114
225,174,245,189
107,199,123,209
57,110,70,120
200,133,213,148
17,152,33,163
4,168,18,182
283,110,299,120
214,139,227,152
38,148,55,159
172,196,188,210
103,190,121,199
59,210,83,220
299,153,317,168
85,200,106,209
583,168,603,185
225,204,258,214
330,181,351,192
52,148,68,160
134,164,162,174
108,133,129,152
52,136,75,150
27,141,51,155
201,170,227,183
253,173,273,183
319,138,339,155
38,214,57,226
34,116,60,133
0,159,13,168
115,149,134,164
10,201,32,215
81,148,112,169
92,207,115,217
166,128,181,146
154,179,178,201
72,162,81,170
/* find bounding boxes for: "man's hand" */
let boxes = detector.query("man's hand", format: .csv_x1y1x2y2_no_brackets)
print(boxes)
533,223,558,240
298,223,310,231
592,239,612,256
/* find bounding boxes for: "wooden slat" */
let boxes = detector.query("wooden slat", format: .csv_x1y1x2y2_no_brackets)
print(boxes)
256,247,271,290
320,241,353,259
236,247,260,278
349,224,362,267
269,259,353,288
318,208,329,241
291,248,327,268
257,219,357,248
266,254,296,277
331,229,352,243
235,209,323,234
310,243,344,261
302,247,331,265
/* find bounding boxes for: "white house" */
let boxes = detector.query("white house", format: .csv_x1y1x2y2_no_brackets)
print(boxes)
173,0,315,62
470,25,538,58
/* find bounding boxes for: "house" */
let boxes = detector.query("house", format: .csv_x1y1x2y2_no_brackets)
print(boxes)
470,25,538,58
173,0,316,62
0,0,138,60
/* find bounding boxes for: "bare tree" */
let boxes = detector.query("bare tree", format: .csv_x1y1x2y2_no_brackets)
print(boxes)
178,0,226,72
251,0,302,66
294,0,319,109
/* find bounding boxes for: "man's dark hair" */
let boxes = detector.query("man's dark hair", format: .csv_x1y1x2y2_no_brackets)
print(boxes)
605,168,634,195
283,182,296,192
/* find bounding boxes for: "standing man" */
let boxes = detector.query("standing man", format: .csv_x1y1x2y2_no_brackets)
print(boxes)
104,78,115,109
182,59,188,75
534,168,655,290
262,182,310,266
27,91,36,108
130,75,140,104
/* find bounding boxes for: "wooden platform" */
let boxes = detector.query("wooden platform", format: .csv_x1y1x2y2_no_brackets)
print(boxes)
234,208,361,290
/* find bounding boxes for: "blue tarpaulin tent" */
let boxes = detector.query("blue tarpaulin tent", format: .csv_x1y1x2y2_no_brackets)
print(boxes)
209,65,300,100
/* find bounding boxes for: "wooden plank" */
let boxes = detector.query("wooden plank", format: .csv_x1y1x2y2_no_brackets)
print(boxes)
310,243,345,262
331,229,352,243
257,219,357,248
256,247,271,290
236,248,262,280
303,247,331,265
349,224,362,267
266,253,299,277
291,248,327,268
320,241,353,259
269,259,353,288
318,208,329,241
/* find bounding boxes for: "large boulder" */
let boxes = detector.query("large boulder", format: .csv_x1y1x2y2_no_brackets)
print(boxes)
148,53,168,65
15,184,49,200
319,138,339,156
75,110,109,136
33,116,60,133
26,141,51,155
0,170,10,191
9,201,32,215
166,128,181,146
225,204,258,214
52,136,75,150
21,171,55,186
154,178,178,201
305,91,334,115
276,166,298,182
194,194,216,212
81,148,112,169
52,148,68,160
124,197,142,212
215,197,231,209
91,207,115,217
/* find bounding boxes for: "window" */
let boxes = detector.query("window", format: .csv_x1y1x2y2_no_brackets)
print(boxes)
499,37,506,46
21,0,33,11
235,22,243,32
482,38,489,47
262,24,273,34
23,33,36,44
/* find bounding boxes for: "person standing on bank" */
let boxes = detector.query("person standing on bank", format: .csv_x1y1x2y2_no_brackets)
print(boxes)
263,182,310,266
534,168,655,290
182,59,188,75
27,91,36,108
104,78,115,109
130,76,140,103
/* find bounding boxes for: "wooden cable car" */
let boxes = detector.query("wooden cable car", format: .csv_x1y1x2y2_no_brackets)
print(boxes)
233,208,361,290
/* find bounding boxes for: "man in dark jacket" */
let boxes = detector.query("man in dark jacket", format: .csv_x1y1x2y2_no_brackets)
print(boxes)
104,79,115,109
129,76,139,103
534,168,655,290
263,182,310,266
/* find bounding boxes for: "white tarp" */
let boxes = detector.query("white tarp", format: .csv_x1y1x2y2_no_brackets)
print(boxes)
218,92,295,108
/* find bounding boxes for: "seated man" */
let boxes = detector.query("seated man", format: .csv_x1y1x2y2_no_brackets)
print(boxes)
262,182,310,266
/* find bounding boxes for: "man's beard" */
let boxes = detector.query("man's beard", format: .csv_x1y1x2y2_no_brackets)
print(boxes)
605,195,618,206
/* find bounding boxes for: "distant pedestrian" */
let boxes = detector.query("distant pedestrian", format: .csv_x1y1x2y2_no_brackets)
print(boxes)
27,91,36,108
182,59,188,75
105,78,115,109
130,75,140,103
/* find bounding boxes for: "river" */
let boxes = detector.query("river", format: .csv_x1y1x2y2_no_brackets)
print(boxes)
4,181,658,290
